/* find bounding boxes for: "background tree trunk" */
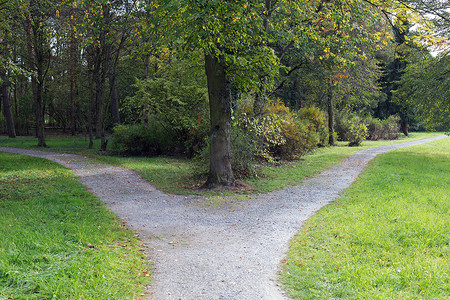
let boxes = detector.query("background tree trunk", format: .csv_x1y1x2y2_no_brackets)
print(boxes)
23,7,46,147
203,54,235,187
1,31,16,138
327,86,335,146
1,78,16,138
401,119,409,136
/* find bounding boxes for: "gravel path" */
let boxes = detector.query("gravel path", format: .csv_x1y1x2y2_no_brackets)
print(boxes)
0,135,446,299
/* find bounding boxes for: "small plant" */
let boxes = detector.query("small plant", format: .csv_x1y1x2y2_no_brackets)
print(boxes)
347,116,368,146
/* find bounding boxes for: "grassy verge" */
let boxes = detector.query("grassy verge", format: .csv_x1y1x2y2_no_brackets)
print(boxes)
0,132,442,196
0,135,101,153
0,152,151,299
281,138,449,299
91,132,441,196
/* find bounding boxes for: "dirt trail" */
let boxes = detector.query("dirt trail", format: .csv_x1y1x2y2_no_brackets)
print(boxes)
0,135,446,300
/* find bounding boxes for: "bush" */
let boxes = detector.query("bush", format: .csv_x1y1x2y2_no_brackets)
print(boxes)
111,124,173,156
230,123,259,177
193,123,259,179
121,58,210,157
366,115,400,140
336,112,368,146
236,100,327,161
382,115,401,140
347,116,368,146
297,106,329,146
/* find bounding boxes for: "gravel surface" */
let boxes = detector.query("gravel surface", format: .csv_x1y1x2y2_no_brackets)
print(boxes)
0,135,446,300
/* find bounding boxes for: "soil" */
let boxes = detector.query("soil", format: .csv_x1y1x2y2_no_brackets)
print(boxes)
0,135,446,300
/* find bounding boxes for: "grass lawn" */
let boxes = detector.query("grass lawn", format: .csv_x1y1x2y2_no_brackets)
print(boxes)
0,132,442,197
281,138,449,299
0,152,150,299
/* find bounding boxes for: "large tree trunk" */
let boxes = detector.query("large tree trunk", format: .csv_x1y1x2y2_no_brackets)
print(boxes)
203,54,235,188
327,86,335,146
1,78,16,138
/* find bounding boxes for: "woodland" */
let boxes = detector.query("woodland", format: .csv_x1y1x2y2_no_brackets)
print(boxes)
0,0,449,187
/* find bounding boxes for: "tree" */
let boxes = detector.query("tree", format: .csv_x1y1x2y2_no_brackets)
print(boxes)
21,0,60,147
75,0,138,150
151,0,270,187
151,0,423,186
0,1,16,138
393,54,449,131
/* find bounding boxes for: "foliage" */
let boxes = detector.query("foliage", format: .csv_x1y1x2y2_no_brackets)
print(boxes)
393,55,450,131
366,115,401,140
230,122,260,178
234,100,328,161
120,57,210,156
0,152,150,298
297,106,329,146
281,138,450,299
336,112,369,146
111,124,171,156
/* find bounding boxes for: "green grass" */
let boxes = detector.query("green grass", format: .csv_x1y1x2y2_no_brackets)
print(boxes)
0,132,443,197
281,138,449,299
0,135,101,154
0,152,151,299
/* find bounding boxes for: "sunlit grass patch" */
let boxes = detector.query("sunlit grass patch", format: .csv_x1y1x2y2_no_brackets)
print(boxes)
281,138,449,299
0,153,150,299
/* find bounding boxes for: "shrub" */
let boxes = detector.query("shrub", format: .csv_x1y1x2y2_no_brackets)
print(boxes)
121,77,209,156
111,124,173,156
297,106,329,146
194,122,259,179
336,112,368,146
382,115,401,140
273,118,317,160
347,116,368,146
366,115,400,140
230,122,259,177
258,102,327,160
366,116,383,141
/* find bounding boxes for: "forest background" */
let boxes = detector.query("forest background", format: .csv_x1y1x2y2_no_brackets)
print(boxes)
0,0,448,187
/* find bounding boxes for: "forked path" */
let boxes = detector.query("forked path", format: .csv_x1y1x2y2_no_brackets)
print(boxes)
0,135,446,299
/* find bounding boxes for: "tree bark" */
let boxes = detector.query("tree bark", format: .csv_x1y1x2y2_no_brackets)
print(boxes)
401,119,409,136
23,6,46,147
94,49,105,139
253,92,266,118
69,26,78,136
1,77,16,138
203,54,235,187
327,86,335,146
109,72,120,125
1,31,16,138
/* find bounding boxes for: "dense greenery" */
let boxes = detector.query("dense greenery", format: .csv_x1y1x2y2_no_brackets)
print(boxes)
0,152,150,299
0,0,448,187
281,138,449,299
